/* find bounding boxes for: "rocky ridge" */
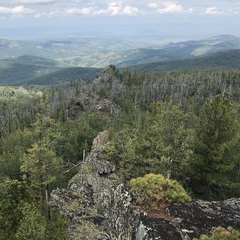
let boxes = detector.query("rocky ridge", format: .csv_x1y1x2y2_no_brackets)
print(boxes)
50,131,240,239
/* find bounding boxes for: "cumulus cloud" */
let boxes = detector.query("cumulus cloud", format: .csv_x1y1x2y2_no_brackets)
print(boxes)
123,5,138,15
66,7,94,15
107,1,122,15
147,2,183,14
15,0,55,3
3,0,240,20
0,5,33,14
95,1,139,16
65,1,138,16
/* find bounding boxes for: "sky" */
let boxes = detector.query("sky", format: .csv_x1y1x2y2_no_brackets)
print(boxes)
0,0,240,41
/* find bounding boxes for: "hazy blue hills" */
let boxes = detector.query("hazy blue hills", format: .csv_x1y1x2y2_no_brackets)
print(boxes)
130,49,240,73
1,35,240,86
1,34,240,68
117,35,240,68
0,38,157,62
58,34,240,68
0,55,101,85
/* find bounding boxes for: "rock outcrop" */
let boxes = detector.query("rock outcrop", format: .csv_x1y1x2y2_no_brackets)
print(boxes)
94,65,117,84
50,130,140,240
50,131,240,240
137,199,240,239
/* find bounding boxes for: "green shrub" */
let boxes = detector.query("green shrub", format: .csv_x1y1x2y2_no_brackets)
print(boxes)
193,226,240,240
100,145,118,162
129,173,191,208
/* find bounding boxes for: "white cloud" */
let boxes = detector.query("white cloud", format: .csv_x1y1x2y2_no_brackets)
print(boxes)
15,0,55,3
148,3,159,9
65,1,139,16
157,2,183,14
122,5,138,15
147,2,184,14
3,0,239,20
107,1,122,15
204,6,238,15
205,7,223,15
66,7,93,15
0,5,33,14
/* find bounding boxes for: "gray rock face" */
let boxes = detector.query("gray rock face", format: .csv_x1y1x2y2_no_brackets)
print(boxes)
50,131,240,240
136,199,240,240
50,130,140,240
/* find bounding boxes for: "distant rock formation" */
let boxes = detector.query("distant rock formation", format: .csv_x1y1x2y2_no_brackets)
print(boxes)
66,66,120,118
94,65,117,83
50,131,240,240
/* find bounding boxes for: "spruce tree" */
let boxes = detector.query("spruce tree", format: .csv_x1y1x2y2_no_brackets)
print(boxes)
190,95,240,199
20,99,63,220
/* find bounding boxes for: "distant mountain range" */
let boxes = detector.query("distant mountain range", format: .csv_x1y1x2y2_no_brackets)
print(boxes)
1,34,240,68
117,34,240,68
1,35,240,85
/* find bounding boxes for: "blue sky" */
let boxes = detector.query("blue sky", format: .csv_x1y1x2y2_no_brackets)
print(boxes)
0,0,240,41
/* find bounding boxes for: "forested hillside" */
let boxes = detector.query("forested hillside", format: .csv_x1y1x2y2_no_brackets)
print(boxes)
0,55,102,85
0,66,240,239
131,49,240,72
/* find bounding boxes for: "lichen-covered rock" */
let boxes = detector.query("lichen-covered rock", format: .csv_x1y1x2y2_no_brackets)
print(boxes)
50,130,140,240
50,131,240,240
167,198,240,239
135,198,240,240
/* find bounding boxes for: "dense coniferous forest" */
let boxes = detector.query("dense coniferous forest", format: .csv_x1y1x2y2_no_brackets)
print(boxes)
0,66,240,239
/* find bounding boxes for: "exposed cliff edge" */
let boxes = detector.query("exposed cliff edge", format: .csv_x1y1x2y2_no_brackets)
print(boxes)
50,130,240,240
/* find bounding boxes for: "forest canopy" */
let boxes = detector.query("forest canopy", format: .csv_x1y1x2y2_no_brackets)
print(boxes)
0,67,240,239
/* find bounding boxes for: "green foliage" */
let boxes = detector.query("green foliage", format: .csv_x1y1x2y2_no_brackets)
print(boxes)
2,63,240,239
108,103,194,182
148,103,195,181
15,204,47,240
100,144,118,162
129,174,191,208
190,95,240,199
0,130,34,180
20,111,63,187
193,226,240,240
45,212,69,240
0,179,37,239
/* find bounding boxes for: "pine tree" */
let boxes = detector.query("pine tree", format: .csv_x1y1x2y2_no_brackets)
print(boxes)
190,95,240,199
20,99,63,220
0,179,36,239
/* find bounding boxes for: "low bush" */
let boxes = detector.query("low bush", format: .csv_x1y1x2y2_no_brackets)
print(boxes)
193,226,240,240
129,173,191,209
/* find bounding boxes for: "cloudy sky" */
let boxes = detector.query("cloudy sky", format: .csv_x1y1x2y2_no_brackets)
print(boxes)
0,0,240,41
